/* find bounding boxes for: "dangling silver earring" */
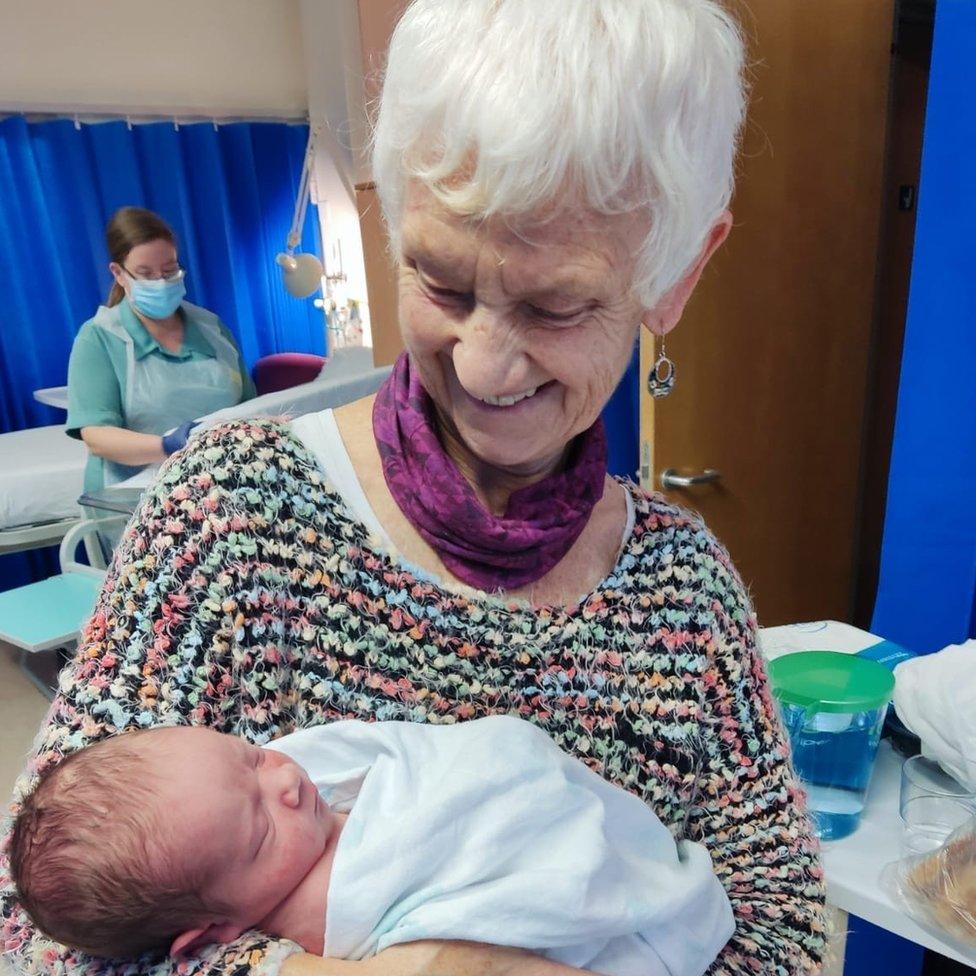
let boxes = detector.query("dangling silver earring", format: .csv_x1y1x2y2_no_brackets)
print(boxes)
647,333,676,398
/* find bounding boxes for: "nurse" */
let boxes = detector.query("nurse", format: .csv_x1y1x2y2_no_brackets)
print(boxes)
66,207,255,490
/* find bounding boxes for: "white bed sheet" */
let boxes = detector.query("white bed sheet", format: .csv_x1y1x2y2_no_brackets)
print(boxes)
0,425,87,531
204,346,390,428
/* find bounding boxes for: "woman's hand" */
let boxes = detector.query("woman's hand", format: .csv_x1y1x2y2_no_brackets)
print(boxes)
161,420,201,456
280,944,592,976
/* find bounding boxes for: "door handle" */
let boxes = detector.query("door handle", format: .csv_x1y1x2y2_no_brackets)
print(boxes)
660,468,722,489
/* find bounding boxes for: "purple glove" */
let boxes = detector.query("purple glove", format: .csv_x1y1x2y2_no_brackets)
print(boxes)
161,420,200,457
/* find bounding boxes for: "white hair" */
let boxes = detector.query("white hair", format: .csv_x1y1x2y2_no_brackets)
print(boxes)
372,0,747,309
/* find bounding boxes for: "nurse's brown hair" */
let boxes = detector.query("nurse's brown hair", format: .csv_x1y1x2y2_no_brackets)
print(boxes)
106,207,178,307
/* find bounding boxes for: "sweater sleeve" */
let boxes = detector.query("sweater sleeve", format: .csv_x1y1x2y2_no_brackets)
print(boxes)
682,536,828,976
1,421,304,976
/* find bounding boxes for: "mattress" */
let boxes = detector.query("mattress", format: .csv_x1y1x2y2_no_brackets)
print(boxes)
0,425,87,531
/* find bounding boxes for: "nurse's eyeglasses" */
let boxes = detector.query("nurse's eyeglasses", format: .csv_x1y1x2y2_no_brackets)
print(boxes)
123,266,185,284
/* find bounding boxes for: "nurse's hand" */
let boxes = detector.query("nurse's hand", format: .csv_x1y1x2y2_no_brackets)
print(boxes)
161,420,201,457
281,944,593,976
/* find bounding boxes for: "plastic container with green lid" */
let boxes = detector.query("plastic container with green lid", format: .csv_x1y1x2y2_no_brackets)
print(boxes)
768,651,895,841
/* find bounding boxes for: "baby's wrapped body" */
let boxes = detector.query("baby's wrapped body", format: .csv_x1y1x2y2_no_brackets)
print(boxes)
274,716,735,976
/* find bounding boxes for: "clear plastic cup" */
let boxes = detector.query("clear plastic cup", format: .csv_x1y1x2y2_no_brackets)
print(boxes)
899,755,976,856
900,794,976,857
900,754,976,813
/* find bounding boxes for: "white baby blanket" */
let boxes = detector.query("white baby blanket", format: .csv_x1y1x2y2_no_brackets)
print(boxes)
894,639,976,790
267,716,734,976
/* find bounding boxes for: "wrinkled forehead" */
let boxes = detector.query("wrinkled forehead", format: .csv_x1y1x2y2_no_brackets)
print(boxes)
401,180,648,291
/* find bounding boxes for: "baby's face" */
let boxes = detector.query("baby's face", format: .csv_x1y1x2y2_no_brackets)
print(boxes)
147,727,335,932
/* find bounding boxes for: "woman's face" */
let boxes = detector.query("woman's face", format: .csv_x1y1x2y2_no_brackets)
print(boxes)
397,183,650,477
110,238,180,296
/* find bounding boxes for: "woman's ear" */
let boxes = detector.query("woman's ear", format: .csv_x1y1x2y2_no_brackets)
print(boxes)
643,209,733,336
108,262,127,290
169,921,244,960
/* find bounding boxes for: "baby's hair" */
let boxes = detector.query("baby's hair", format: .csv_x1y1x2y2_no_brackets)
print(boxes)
10,729,224,959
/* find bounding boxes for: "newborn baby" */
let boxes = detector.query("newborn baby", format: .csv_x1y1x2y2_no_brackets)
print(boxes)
11,716,734,976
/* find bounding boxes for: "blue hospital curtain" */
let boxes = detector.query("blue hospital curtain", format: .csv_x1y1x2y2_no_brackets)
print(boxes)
603,346,639,480
0,118,322,591
870,0,976,656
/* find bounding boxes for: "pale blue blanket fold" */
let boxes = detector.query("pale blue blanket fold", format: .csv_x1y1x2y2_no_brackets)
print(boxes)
267,716,735,976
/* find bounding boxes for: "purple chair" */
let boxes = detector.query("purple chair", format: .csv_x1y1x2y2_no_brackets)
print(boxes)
252,352,328,396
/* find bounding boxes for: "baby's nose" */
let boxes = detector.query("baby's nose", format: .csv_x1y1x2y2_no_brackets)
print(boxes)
277,761,304,809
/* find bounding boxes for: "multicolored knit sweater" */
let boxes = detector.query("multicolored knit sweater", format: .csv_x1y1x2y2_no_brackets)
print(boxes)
1,420,826,976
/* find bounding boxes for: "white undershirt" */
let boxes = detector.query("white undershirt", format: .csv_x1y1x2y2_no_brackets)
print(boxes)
289,409,636,573
292,409,390,545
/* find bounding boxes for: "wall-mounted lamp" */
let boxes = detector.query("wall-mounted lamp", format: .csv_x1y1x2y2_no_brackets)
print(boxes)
276,125,324,298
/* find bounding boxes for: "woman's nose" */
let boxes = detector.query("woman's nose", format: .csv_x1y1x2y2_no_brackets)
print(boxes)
453,306,531,395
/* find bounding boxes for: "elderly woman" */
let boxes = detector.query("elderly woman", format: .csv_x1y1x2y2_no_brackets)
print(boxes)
1,2,826,976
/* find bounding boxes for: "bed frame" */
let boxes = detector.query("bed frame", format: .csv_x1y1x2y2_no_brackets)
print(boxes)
0,516,81,556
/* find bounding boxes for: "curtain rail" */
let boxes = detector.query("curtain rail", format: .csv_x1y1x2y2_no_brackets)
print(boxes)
0,108,308,127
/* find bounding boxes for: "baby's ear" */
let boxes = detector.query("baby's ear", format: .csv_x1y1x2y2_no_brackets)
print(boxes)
170,921,244,960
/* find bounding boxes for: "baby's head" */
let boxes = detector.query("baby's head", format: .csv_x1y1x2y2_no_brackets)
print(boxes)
10,726,335,959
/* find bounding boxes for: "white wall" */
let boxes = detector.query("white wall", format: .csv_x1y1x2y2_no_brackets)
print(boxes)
0,0,308,118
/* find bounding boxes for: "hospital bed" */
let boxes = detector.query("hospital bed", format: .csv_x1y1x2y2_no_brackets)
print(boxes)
0,347,391,557
0,424,89,556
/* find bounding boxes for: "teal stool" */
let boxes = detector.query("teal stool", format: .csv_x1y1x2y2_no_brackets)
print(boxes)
0,518,121,696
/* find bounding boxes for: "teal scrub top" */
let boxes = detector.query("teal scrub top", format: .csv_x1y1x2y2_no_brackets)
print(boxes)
66,301,256,491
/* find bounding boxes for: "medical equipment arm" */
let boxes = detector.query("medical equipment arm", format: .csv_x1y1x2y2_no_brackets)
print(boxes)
80,425,168,465
677,544,827,975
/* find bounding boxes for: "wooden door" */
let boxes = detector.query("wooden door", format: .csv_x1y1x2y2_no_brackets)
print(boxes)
641,1,896,625
356,0,405,367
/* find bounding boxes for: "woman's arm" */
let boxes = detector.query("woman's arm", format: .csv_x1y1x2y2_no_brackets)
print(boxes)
681,539,827,975
80,425,166,466
283,944,593,976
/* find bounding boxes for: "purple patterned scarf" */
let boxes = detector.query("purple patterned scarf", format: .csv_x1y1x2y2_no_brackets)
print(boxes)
372,353,607,592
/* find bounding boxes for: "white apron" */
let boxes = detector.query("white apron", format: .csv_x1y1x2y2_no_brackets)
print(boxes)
91,302,243,485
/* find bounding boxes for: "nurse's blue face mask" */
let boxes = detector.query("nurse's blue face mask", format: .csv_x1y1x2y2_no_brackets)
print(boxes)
124,266,186,320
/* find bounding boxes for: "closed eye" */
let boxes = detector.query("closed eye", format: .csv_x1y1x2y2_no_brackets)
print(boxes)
424,281,471,307
252,809,271,858
412,264,472,307
525,303,591,325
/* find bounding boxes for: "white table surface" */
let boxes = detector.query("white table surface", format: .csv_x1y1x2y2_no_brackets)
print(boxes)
33,386,69,410
823,739,976,967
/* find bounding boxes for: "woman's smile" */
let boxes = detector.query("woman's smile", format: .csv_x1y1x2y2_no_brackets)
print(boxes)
463,380,555,412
